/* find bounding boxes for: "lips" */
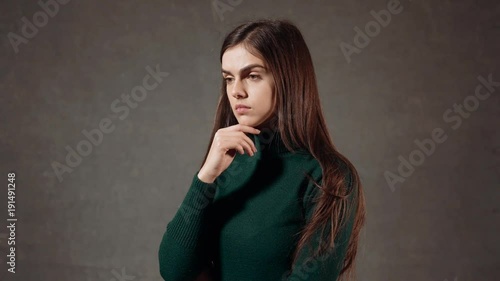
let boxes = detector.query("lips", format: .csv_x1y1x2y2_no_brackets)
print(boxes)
235,104,251,114
235,104,251,109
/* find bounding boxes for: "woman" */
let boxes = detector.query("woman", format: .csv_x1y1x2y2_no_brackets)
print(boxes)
158,19,366,281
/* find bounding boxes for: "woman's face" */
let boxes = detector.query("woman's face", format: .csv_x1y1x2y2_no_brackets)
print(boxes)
222,44,276,129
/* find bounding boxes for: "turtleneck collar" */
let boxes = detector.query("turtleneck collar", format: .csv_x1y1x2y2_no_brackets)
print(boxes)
251,129,307,156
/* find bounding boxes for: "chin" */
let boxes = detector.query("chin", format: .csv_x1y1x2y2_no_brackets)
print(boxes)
236,118,260,127
237,121,256,127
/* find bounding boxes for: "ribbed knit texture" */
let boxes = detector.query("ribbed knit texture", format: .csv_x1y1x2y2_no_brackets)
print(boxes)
158,130,356,281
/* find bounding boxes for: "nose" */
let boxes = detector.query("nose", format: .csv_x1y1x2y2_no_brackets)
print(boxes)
230,78,247,99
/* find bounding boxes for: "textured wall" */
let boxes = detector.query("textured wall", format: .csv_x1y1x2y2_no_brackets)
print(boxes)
0,0,499,280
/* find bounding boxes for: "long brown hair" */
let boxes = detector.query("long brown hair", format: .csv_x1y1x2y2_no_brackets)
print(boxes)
200,18,366,281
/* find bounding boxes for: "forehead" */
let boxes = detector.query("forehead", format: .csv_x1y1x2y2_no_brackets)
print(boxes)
221,45,265,70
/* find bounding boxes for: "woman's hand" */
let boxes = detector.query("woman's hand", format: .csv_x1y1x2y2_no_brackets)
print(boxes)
198,124,260,183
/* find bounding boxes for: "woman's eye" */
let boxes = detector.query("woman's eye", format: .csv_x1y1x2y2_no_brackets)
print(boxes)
224,75,259,83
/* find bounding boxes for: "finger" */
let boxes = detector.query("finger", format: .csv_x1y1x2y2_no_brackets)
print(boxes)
228,136,252,156
224,141,244,155
231,124,261,135
222,137,244,155
241,132,257,153
226,131,257,154
235,145,245,155
238,138,255,156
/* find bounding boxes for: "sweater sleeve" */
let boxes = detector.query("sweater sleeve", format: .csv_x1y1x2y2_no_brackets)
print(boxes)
158,170,217,281
286,168,357,281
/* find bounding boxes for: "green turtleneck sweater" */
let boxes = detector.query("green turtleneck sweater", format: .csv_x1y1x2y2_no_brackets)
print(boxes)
158,131,356,281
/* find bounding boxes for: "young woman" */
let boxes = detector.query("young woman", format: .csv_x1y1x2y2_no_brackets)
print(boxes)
158,19,366,281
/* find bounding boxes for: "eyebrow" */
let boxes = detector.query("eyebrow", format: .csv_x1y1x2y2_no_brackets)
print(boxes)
221,64,266,75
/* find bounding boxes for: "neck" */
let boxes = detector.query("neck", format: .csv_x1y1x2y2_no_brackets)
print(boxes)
252,128,305,155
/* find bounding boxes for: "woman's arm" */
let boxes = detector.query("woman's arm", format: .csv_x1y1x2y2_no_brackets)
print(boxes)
158,171,217,281
159,125,258,280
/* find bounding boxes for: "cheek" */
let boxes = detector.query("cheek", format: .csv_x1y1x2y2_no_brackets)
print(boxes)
254,98,273,118
256,84,273,102
263,88,274,110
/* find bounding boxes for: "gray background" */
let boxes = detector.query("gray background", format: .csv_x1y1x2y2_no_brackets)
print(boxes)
1,0,499,280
